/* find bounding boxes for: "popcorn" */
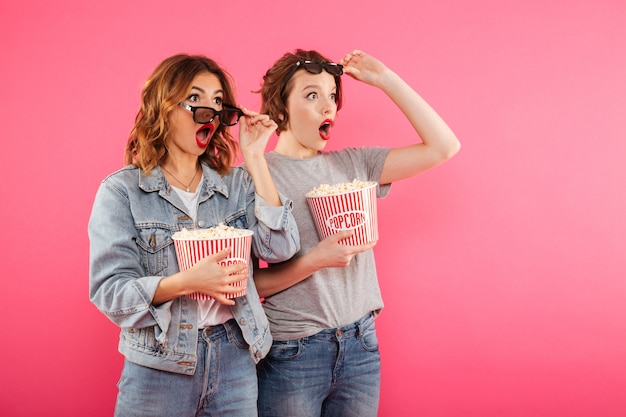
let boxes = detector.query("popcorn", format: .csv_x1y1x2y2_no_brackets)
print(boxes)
172,223,252,239
306,179,377,197
306,180,378,245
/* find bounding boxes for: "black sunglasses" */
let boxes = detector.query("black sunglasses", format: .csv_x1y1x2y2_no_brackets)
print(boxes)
178,103,244,126
280,60,343,96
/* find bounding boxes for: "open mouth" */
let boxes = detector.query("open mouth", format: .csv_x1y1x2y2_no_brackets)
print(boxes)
196,124,215,148
319,119,333,140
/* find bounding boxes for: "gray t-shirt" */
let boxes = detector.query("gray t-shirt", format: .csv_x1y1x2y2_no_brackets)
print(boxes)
263,147,392,340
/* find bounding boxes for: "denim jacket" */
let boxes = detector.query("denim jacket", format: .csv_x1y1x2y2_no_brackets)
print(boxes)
88,164,299,375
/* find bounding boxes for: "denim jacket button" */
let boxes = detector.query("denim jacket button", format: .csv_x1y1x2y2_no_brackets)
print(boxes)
239,318,247,325
198,221,205,227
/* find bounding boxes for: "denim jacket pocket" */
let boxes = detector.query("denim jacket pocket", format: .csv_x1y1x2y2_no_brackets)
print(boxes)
123,326,167,352
223,210,248,230
135,224,173,276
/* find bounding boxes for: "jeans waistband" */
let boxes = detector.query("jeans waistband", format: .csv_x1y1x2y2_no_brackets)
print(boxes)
312,312,375,341
200,318,239,342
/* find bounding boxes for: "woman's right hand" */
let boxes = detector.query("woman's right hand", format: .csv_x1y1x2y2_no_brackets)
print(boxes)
308,230,377,269
181,248,249,305
153,248,248,306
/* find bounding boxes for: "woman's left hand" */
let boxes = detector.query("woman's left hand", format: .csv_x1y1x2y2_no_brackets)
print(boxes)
339,50,390,88
238,107,277,159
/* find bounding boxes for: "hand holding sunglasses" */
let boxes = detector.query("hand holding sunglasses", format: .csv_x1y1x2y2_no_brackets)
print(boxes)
338,50,390,86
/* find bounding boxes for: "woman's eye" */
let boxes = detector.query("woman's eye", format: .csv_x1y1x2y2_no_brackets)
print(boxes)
213,97,223,106
306,92,318,100
330,93,337,102
187,94,200,102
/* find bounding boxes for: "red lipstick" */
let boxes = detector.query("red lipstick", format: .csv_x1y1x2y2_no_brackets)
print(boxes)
196,123,215,148
319,119,333,141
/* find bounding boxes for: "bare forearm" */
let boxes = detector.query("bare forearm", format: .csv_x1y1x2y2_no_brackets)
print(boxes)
153,272,188,305
379,70,460,158
253,231,375,298
238,109,282,206
377,71,460,184
243,154,282,207
254,254,317,298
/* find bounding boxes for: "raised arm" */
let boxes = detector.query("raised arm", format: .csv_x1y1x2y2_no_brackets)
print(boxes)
339,50,461,184
238,107,282,206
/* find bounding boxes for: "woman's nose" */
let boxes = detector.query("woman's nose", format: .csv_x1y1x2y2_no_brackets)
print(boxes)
322,99,336,115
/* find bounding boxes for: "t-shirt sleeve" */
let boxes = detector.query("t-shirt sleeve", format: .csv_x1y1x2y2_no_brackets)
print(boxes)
341,146,392,199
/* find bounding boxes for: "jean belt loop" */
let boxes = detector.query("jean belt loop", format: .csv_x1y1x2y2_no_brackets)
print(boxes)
359,312,373,338
222,318,239,343
356,314,365,339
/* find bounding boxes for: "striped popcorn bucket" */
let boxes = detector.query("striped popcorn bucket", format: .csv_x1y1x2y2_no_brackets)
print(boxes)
306,182,378,246
172,231,253,300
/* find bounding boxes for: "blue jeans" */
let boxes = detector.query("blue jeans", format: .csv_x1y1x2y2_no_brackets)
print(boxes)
257,313,381,417
114,319,258,417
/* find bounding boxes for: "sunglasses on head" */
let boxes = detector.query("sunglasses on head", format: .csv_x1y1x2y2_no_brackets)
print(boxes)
280,60,343,96
178,103,244,126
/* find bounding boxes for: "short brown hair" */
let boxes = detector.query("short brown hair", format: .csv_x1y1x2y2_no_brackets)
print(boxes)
258,49,343,135
125,54,238,174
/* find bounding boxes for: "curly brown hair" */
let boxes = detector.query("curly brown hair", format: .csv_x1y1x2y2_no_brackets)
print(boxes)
125,54,239,175
258,49,343,135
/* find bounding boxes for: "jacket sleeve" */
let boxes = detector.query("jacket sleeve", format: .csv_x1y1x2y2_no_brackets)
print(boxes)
88,179,173,337
251,190,300,263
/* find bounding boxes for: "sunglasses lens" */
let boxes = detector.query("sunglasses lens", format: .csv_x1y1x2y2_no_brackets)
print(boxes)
325,64,343,76
194,107,216,124
219,109,241,126
302,61,343,76
302,62,324,74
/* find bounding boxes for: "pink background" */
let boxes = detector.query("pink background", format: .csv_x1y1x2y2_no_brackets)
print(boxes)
1,1,625,416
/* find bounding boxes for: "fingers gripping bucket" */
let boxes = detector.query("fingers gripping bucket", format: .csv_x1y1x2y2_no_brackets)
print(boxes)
172,231,253,300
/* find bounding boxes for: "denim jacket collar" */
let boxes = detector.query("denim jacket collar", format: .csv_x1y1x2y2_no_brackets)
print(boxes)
138,163,230,198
